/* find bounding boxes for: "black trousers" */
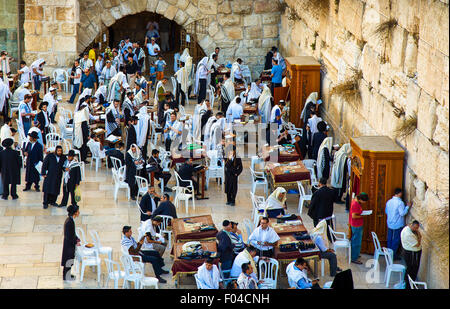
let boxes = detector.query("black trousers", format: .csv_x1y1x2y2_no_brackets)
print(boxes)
404,249,422,289
226,190,237,204
165,138,172,151
60,185,76,206
2,183,17,198
313,218,335,242
78,143,88,162
43,192,58,205
25,180,39,189
198,79,207,103
156,172,171,187
255,248,274,258
140,250,165,276
176,83,186,106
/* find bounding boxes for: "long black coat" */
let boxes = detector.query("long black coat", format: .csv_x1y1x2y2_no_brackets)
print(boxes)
0,148,22,185
41,153,66,195
125,152,137,186
126,125,137,151
36,111,49,144
311,132,327,160
224,157,243,195
24,142,43,184
308,186,336,221
61,216,79,267
139,193,160,221
151,200,178,219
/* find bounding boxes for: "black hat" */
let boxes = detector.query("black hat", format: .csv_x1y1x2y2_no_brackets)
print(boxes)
1,138,13,148
39,101,48,109
28,131,39,139
68,150,76,157
317,121,327,132
67,205,79,216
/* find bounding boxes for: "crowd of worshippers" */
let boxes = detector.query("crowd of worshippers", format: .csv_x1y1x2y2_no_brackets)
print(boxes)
193,217,343,289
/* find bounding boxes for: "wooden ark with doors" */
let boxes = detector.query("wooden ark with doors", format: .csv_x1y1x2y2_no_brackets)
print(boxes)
349,136,405,254
284,56,321,128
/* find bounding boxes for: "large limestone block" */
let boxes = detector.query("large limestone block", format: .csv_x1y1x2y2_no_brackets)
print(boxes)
417,40,444,103
146,0,158,12
25,6,44,21
403,33,418,77
417,90,437,140
405,79,421,116
197,0,218,15
218,0,232,14
217,15,241,27
338,0,364,40
243,15,262,27
391,0,420,32
254,0,279,13
174,9,189,26
43,22,59,34
245,26,263,40
389,26,408,70
263,25,278,38
223,26,243,40
361,45,380,90
56,7,75,21
414,132,442,194
433,104,449,151
423,189,449,243
155,1,170,15
231,0,253,14
53,36,77,52
262,38,279,48
25,36,52,53
208,21,220,37
185,3,201,20
341,38,362,69
100,10,116,27
419,0,449,56
164,5,178,20
61,23,76,35
262,13,280,25
361,7,383,53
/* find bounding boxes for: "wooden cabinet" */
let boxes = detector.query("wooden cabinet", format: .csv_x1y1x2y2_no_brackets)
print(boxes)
285,56,321,128
350,136,405,254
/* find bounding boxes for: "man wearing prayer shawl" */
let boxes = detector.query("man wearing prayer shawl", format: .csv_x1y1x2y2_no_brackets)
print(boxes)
264,187,287,218
196,258,223,289
300,92,319,125
237,262,259,289
286,258,321,289
230,246,260,278
100,60,117,89
310,219,341,276
41,145,65,209
208,117,226,152
220,72,235,113
73,103,90,162
125,144,146,200
106,72,125,102
43,87,58,123
122,91,136,125
226,97,243,123
18,94,35,137
316,136,333,180
0,77,11,115
133,82,146,106
203,112,220,149
192,100,208,142
247,217,280,257
105,99,122,137
94,85,107,106
311,121,328,160
331,143,352,203
60,150,82,207
257,85,272,124
308,177,336,242
136,103,151,160
11,81,30,102
194,57,210,104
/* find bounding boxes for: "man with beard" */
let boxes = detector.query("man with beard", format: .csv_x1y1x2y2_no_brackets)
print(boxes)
0,138,22,200
23,131,43,192
41,145,65,209
60,150,82,207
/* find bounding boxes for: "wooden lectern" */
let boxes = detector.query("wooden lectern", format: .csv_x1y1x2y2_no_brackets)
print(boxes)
349,136,405,254
285,56,321,128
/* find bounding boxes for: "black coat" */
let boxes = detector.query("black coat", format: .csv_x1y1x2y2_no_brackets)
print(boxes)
63,162,81,192
125,152,137,186
36,111,49,143
126,125,137,151
106,149,124,166
151,200,178,219
177,163,195,186
61,216,79,267
224,157,243,194
148,156,164,178
41,153,66,195
139,192,160,222
264,51,274,70
311,132,327,160
24,142,44,184
308,186,336,221
216,230,235,263
0,148,22,185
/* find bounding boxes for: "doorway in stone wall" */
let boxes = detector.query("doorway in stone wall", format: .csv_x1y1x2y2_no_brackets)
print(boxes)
83,11,206,77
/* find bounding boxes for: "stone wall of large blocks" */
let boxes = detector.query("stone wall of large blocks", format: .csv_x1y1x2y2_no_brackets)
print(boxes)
280,0,449,288
23,0,283,76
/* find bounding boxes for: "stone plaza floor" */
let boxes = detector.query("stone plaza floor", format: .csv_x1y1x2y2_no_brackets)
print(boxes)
0,91,391,289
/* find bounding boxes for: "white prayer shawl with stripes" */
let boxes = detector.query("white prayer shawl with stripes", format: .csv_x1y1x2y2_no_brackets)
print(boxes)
136,106,150,148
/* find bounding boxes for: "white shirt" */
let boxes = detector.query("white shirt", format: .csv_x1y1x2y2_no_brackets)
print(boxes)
270,105,281,123
73,67,82,84
140,219,165,250
308,115,322,135
18,66,31,84
147,43,160,56
248,226,280,251
43,92,57,114
227,102,243,122
80,58,93,71
0,123,12,142
230,251,259,278
198,65,208,79
401,226,421,252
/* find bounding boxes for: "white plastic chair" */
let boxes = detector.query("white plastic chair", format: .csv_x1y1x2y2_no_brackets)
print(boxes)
205,156,224,190
408,274,427,289
138,261,159,289
302,159,316,170
382,247,406,288
173,171,195,213
58,116,73,140
150,120,161,145
243,218,255,243
104,258,125,289
328,225,351,264
78,247,102,283
53,68,69,92
120,254,143,289
87,141,102,172
306,167,319,188
250,167,268,197
250,192,265,224
89,230,113,261
258,258,279,289
171,76,178,99
113,166,130,201
251,155,263,171
45,133,61,153
158,215,173,250
135,176,149,205
371,231,387,271
48,123,57,134
297,181,312,215
110,156,123,172
9,100,20,118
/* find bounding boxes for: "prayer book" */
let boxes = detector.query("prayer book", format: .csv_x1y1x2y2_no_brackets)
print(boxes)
361,210,373,216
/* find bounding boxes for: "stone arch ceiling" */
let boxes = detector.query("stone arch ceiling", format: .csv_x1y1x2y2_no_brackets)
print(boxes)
77,0,283,70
